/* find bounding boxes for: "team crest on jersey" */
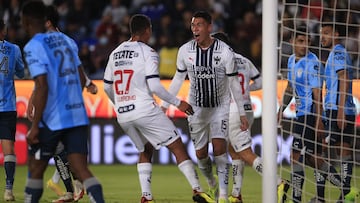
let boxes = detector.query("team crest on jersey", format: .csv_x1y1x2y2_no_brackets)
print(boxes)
296,68,303,78
214,56,221,65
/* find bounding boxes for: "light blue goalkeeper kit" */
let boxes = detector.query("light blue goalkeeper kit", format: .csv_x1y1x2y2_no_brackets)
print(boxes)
0,40,25,112
24,32,88,130
287,52,323,117
324,44,355,115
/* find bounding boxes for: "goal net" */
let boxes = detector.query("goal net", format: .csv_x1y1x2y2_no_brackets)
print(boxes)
277,0,360,202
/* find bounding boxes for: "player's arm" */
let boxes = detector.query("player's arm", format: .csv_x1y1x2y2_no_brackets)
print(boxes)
28,74,48,145
103,81,114,104
81,66,98,94
336,69,348,129
249,74,262,91
312,86,324,136
103,55,115,104
229,75,249,131
14,46,25,78
247,59,262,91
161,47,187,109
147,77,193,115
279,82,293,113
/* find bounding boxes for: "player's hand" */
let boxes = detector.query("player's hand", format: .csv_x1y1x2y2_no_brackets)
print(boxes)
27,126,40,145
240,115,249,131
27,104,35,122
336,109,346,129
177,100,194,115
86,82,98,94
161,106,167,113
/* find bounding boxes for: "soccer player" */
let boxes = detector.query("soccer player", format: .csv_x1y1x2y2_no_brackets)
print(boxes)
21,1,104,202
212,32,290,203
279,26,347,203
26,5,95,202
212,32,262,203
320,21,359,201
103,14,213,203
0,19,25,201
162,11,249,203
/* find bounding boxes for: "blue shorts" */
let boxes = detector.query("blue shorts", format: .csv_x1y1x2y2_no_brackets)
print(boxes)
28,125,89,161
0,111,17,141
292,115,322,155
324,110,355,146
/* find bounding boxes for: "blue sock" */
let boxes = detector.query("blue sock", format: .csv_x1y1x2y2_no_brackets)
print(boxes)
84,177,105,203
4,155,16,190
24,179,43,203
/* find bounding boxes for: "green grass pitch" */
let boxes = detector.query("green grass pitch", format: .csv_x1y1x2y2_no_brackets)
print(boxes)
1,164,359,202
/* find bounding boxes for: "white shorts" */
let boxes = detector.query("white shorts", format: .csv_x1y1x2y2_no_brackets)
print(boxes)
228,111,254,152
119,107,180,152
187,105,229,150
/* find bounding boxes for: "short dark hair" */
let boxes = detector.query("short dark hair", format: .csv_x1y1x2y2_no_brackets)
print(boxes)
46,5,59,27
321,21,345,36
22,0,46,20
294,26,308,38
129,14,151,35
193,11,212,24
212,32,230,45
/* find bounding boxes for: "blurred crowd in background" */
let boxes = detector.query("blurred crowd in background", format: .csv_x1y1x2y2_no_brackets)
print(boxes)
1,0,359,79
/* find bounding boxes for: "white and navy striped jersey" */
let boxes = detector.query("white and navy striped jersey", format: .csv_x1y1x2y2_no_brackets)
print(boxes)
24,32,88,130
0,40,24,112
176,39,236,108
229,53,260,113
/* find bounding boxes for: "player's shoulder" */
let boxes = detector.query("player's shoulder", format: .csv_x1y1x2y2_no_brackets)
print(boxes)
288,54,296,62
306,52,320,60
213,38,232,53
24,33,47,49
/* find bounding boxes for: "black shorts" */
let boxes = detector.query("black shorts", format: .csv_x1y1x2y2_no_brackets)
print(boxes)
324,110,355,146
292,115,322,155
0,111,17,141
28,125,89,161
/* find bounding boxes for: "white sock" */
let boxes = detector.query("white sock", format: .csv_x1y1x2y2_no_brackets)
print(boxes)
231,159,245,197
52,170,60,184
197,157,215,187
252,157,263,176
178,160,202,192
214,153,230,199
137,163,152,200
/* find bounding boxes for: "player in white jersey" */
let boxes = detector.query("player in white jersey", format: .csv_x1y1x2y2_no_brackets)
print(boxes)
103,14,214,203
162,12,249,203
211,32,262,203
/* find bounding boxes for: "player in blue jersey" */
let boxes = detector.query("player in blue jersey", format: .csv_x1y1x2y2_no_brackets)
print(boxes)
0,19,25,201
279,26,346,203
320,21,359,202
21,1,104,202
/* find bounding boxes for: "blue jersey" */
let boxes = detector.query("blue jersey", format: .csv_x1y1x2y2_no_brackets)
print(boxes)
0,40,24,112
24,32,88,130
324,44,355,115
287,52,323,117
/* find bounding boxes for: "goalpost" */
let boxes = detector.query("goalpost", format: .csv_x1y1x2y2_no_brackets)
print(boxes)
273,1,360,203
262,0,278,203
